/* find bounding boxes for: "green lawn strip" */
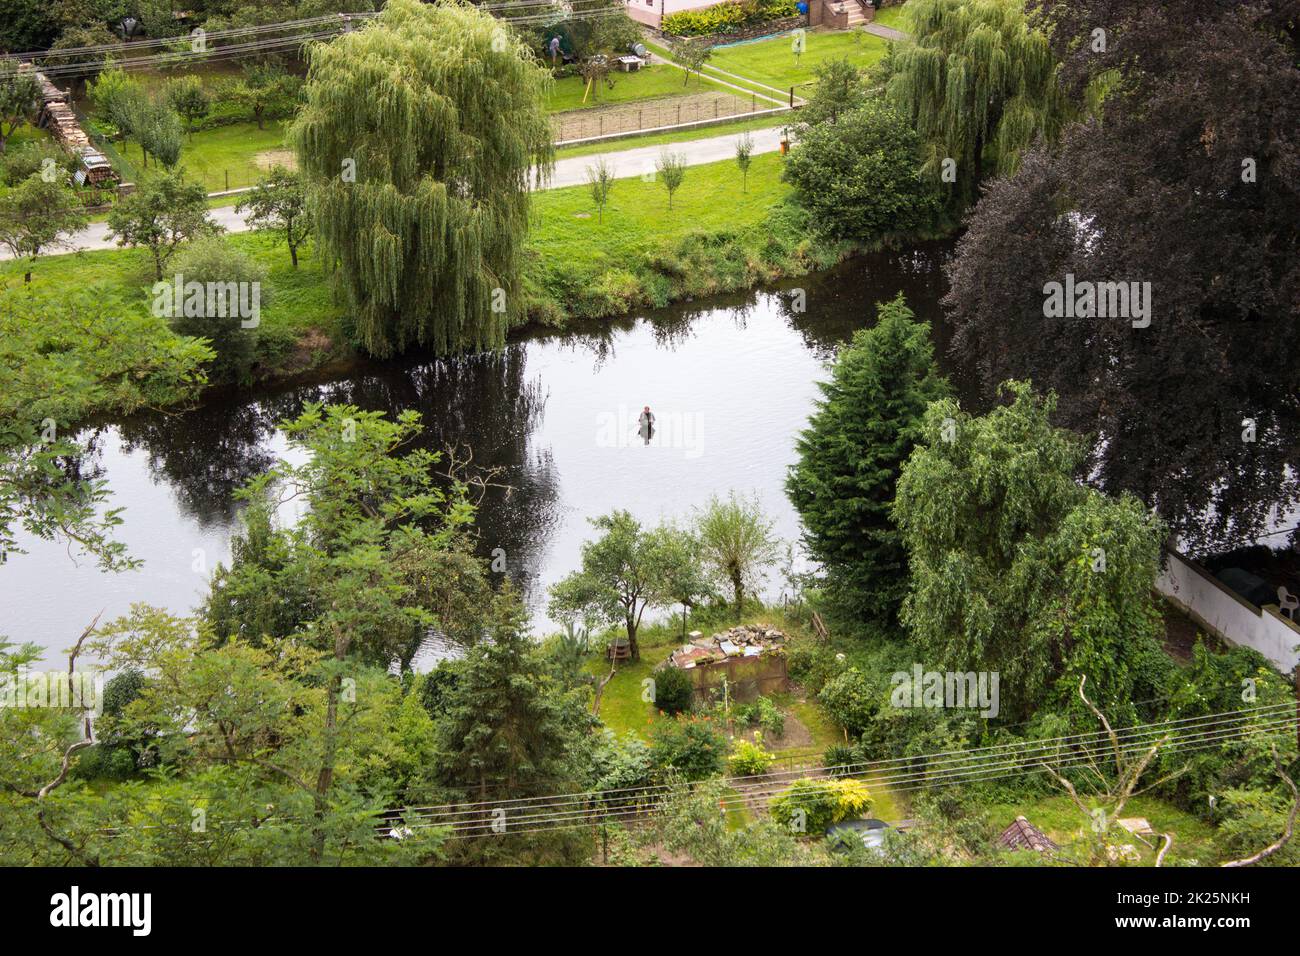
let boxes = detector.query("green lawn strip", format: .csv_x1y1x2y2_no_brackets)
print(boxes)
528,151,787,270
706,29,889,92
871,3,912,31
547,62,735,112
1,229,344,353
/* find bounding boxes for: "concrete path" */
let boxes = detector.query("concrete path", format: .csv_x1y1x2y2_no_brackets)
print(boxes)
863,23,909,42
6,128,787,260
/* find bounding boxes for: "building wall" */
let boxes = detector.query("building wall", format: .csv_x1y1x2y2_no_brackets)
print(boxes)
1157,550,1300,673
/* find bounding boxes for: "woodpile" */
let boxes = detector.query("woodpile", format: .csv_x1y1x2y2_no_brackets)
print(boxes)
23,65,119,185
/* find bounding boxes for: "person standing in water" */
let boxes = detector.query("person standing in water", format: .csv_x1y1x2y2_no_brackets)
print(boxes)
637,405,655,445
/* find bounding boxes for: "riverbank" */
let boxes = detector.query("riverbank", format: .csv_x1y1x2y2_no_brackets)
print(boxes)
0,151,952,404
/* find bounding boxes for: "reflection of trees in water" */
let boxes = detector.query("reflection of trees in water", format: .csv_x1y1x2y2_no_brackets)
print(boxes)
116,402,280,528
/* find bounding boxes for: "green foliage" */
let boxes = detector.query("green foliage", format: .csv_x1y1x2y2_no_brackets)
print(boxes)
0,173,89,280
728,736,774,776
894,381,1169,720
652,665,695,716
203,403,481,671
649,717,728,781
107,170,215,280
289,0,554,357
1,140,75,186
823,742,859,775
0,285,210,570
663,0,797,37
549,510,693,660
655,149,687,211
166,75,211,135
696,491,781,619
818,667,880,738
788,294,949,628
884,0,1067,207
0,57,41,152
735,694,785,737
166,234,269,384
236,165,311,268
769,778,841,834
799,57,868,127
784,100,939,242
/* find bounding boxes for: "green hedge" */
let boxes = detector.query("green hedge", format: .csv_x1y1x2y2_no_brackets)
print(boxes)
663,0,799,38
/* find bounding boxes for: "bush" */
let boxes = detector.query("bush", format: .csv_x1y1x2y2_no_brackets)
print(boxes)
769,778,841,834
754,695,785,737
823,743,858,776
817,667,880,737
728,737,774,776
166,235,270,384
783,100,939,242
652,665,695,716
770,777,873,835
664,0,797,37
1,140,75,186
650,718,728,781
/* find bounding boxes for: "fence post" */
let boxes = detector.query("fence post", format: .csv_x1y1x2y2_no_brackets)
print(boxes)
789,86,795,108
224,170,229,191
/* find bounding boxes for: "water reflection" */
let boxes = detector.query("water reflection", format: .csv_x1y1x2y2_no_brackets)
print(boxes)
3,241,958,664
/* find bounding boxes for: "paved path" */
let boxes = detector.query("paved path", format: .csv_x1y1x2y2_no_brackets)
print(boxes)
863,23,909,42
6,128,787,260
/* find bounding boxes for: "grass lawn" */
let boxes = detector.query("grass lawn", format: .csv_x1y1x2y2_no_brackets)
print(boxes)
982,793,1222,865
529,151,789,271
107,121,289,194
872,2,913,31
547,63,732,112
705,29,890,93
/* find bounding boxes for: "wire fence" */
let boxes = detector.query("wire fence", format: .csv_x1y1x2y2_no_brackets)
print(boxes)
552,91,780,142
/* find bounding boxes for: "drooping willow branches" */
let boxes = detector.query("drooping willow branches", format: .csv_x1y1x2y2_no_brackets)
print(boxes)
290,0,555,357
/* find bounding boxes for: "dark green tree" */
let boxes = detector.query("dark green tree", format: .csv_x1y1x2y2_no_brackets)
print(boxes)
783,100,939,242
787,294,949,631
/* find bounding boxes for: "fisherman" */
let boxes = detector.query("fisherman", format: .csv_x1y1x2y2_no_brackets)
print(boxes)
637,405,655,445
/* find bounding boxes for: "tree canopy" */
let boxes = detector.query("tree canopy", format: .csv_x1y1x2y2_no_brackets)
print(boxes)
289,0,554,357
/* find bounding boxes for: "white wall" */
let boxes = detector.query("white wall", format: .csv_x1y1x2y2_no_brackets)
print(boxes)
1157,551,1300,673
625,0,729,28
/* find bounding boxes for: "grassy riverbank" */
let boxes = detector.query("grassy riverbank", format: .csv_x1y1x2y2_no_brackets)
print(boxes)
1,152,857,388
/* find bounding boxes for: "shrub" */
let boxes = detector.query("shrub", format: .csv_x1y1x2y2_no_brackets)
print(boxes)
817,666,880,737
770,777,873,835
823,743,858,776
652,665,696,716
769,778,842,834
650,718,728,781
664,0,797,37
754,695,785,737
728,737,774,776
1,140,75,186
783,100,939,242
166,235,270,384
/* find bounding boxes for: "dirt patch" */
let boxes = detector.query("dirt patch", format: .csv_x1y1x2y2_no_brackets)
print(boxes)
254,148,297,171
552,91,765,142
731,708,815,751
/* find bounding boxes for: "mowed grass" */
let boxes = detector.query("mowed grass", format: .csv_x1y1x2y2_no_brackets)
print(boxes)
554,112,789,159
706,29,890,92
3,151,791,352
110,121,290,193
529,151,789,271
547,62,732,112
871,2,913,32
0,229,342,349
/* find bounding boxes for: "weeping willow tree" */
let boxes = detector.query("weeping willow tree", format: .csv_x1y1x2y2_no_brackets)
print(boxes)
885,0,1067,207
290,0,554,357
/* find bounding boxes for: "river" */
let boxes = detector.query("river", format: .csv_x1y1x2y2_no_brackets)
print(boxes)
3,241,971,666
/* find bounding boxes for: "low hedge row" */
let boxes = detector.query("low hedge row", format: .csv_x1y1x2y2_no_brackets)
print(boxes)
663,0,799,38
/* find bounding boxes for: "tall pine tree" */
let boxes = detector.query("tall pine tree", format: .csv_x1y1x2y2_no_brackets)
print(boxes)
786,295,949,632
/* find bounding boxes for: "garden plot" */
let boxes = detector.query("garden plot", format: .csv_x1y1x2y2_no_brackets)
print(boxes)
552,90,768,142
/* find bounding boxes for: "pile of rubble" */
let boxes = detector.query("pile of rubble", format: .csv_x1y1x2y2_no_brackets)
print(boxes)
668,624,787,669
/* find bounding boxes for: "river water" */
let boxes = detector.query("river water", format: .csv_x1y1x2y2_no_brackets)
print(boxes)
4,242,970,666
